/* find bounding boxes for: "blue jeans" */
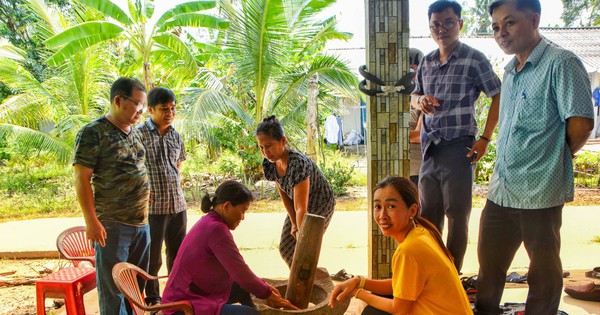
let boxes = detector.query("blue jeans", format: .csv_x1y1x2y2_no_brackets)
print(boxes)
221,304,259,315
95,221,150,315
171,305,258,315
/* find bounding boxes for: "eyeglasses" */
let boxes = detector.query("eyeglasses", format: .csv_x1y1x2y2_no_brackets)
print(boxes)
429,19,460,32
121,95,146,110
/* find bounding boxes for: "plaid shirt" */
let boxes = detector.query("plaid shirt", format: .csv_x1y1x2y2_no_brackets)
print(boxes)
414,42,501,155
138,119,187,215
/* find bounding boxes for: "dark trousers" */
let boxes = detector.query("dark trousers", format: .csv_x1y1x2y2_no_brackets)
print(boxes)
144,211,187,302
419,136,474,273
475,200,563,315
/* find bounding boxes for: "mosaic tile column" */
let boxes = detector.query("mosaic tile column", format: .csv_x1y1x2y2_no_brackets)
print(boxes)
365,0,411,279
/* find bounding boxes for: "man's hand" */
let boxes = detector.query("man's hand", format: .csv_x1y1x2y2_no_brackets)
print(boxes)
415,94,440,115
86,218,107,247
467,139,489,164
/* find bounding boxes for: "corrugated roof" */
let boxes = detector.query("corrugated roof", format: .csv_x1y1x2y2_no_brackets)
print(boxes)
540,27,600,71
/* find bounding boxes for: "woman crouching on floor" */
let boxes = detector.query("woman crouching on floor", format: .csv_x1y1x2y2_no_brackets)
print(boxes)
162,180,298,315
329,176,472,314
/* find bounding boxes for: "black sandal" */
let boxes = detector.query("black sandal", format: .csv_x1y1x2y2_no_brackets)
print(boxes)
331,269,354,281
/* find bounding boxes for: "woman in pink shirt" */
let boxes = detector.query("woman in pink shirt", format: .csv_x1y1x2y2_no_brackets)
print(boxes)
162,180,298,314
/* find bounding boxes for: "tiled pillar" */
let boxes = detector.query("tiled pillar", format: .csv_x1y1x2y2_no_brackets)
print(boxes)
365,0,411,279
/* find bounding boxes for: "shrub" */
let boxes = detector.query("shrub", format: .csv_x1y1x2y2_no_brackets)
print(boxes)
574,151,600,188
320,160,355,196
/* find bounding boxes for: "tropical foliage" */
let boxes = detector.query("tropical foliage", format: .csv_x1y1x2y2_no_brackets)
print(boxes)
0,0,115,163
181,0,359,178
561,0,600,26
44,0,230,90
0,0,359,181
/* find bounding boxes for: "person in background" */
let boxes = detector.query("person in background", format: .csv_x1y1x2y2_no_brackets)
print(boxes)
138,87,187,307
329,176,471,315
161,180,298,315
73,77,150,315
410,0,502,274
409,48,424,187
255,115,335,267
476,1,595,314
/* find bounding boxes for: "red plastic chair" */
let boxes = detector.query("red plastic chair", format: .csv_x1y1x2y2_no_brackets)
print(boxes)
56,226,95,267
112,262,194,315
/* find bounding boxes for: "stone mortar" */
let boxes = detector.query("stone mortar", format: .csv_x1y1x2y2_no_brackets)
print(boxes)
252,268,350,315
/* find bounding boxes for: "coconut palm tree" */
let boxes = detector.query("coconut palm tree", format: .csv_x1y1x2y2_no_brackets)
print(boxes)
0,0,116,163
44,0,230,89
182,0,360,168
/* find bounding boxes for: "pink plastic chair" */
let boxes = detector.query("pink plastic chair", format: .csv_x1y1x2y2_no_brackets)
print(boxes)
56,226,95,267
112,262,194,315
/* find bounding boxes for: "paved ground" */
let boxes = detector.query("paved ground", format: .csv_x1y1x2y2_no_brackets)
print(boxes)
2,208,600,314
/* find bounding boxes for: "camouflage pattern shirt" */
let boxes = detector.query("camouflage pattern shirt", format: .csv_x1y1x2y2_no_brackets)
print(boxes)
73,116,149,226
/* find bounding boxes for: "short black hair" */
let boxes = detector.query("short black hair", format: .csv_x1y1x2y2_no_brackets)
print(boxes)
428,0,462,20
255,115,285,141
110,77,146,103
147,87,176,108
489,0,541,16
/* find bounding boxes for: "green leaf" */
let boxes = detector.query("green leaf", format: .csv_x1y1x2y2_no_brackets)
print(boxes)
0,123,73,164
76,0,133,25
46,33,122,67
0,58,48,96
156,0,217,26
0,41,25,60
44,21,123,49
144,0,155,20
161,13,230,31
152,33,197,70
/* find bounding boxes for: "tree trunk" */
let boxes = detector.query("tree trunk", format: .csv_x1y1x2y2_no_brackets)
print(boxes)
306,73,319,162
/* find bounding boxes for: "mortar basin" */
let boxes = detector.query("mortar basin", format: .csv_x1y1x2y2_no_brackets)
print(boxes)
252,268,350,315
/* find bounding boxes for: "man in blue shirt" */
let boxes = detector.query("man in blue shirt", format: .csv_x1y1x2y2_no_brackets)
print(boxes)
411,0,502,274
476,1,594,314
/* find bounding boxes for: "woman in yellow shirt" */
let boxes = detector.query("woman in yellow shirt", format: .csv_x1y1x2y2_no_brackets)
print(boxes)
329,176,472,314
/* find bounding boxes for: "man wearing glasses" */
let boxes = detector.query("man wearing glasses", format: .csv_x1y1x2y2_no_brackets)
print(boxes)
74,77,151,314
410,0,501,274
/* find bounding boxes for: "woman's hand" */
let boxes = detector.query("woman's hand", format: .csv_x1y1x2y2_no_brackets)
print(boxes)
266,288,299,310
290,224,298,238
329,277,360,308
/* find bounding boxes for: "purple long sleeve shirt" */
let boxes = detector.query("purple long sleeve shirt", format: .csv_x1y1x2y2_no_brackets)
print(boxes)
162,211,271,315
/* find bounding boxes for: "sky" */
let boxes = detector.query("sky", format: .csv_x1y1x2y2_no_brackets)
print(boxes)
322,0,566,49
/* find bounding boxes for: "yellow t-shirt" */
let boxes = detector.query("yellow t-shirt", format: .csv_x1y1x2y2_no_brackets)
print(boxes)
391,226,472,314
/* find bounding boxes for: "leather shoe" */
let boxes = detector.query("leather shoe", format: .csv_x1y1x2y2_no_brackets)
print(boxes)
564,282,600,302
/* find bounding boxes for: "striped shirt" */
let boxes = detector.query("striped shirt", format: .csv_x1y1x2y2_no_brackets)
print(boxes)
138,119,187,215
414,42,501,155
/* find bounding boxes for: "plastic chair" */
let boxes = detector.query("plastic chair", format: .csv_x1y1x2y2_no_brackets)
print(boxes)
112,262,194,315
36,266,96,315
56,226,95,267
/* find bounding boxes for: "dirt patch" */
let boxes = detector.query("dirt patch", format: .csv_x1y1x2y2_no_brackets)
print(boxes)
0,259,67,315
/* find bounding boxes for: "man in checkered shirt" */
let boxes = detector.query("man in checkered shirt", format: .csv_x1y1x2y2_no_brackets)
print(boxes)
410,0,502,274
138,87,187,306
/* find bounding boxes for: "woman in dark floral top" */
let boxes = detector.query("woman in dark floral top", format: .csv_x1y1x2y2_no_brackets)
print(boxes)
256,116,336,267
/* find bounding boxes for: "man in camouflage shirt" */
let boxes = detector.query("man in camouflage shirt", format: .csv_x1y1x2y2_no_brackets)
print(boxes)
74,77,150,315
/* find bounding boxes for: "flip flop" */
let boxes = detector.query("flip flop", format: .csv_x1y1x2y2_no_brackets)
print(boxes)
460,275,477,290
331,269,353,281
505,272,527,283
585,267,600,279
